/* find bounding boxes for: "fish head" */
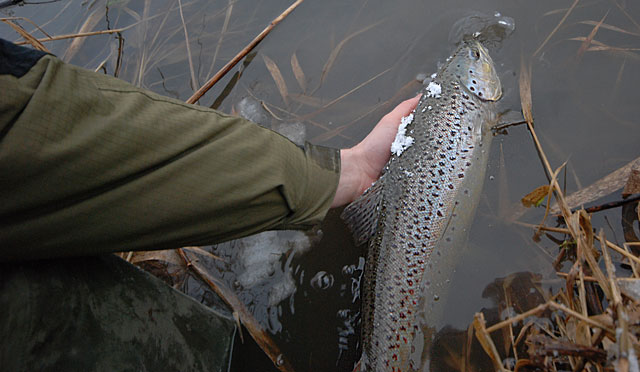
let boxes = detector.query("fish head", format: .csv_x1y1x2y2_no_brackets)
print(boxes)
448,40,502,101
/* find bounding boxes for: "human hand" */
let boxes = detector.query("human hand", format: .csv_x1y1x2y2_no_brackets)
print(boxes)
331,94,421,208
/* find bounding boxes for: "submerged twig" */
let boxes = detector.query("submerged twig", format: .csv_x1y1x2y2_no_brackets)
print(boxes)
114,32,124,78
303,67,391,120
177,248,296,372
550,155,640,213
581,194,640,214
187,0,304,104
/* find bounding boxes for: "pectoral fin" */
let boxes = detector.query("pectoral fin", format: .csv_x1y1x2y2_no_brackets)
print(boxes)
340,176,384,246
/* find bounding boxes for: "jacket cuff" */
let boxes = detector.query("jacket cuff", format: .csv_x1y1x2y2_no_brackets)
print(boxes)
282,142,340,227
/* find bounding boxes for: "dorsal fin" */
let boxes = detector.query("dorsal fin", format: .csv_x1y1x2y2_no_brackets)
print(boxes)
340,175,385,246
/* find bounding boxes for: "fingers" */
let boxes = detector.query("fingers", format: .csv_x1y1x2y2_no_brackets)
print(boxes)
381,94,421,124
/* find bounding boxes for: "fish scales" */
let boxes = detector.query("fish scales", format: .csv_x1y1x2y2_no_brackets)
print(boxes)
342,40,502,372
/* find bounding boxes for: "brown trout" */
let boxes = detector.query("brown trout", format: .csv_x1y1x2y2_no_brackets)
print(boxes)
342,40,502,371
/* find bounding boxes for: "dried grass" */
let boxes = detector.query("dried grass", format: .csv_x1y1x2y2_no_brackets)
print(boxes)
472,32,640,372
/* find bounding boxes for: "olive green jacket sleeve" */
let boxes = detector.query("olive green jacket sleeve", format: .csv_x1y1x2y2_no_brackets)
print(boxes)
0,48,340,261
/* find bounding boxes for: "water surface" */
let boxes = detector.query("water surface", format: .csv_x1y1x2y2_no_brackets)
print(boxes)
3,0,639,370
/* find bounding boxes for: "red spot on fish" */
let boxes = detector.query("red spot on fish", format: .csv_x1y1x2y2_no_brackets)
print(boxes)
403,337,408,344
409,289,414,295
392,354,398,361
407,279,413,286
400,312,406,319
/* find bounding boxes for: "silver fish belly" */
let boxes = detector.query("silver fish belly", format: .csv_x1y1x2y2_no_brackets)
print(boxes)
342,40,502,372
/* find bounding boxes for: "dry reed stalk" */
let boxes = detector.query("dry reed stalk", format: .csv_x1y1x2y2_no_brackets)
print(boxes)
262,55,289,105
319,18,385,85
0,16,51,38
548,154,640,212
177,0,197,91
609,0,640,33
177,248,296,372
1,19,49,52
576,11,609,60
473,43,640,370
533,0,580,57
63,8,103,62
187,0,304,104
578,20,640,37
290,52,306,92
519,221,640,268
206,0,234,79
14,27,134,44
302,67,391,121
310,77,423,143
473,312,510,372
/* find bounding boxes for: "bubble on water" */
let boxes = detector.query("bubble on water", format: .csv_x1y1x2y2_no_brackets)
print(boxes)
448,12,516,47
342,264,356,275
311,271,334,290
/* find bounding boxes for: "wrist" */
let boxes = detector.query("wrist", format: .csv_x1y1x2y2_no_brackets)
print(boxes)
331,147,364,208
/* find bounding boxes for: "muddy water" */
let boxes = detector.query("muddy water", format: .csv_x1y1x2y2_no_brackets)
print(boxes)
3,0,640,371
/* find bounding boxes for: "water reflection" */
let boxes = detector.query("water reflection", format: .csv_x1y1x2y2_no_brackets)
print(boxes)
448,11,516,46
3,0,640,370
429,272,550,372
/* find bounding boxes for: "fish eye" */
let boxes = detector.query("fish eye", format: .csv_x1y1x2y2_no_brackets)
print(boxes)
469,49,481,60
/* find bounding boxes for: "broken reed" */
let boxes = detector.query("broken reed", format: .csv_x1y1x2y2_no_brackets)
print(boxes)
471,4,640,369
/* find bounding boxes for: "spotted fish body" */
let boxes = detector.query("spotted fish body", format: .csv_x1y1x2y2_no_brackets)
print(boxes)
342,40,502,372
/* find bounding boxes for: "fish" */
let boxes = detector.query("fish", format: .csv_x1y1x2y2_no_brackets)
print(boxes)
342,39,502,372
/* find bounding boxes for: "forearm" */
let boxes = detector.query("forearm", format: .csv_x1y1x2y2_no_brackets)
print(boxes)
0,44,339,261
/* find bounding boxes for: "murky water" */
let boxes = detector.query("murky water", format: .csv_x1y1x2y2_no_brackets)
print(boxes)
3,0,640,370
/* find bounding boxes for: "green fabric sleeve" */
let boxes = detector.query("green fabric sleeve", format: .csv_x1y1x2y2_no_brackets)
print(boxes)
0,55,340,261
